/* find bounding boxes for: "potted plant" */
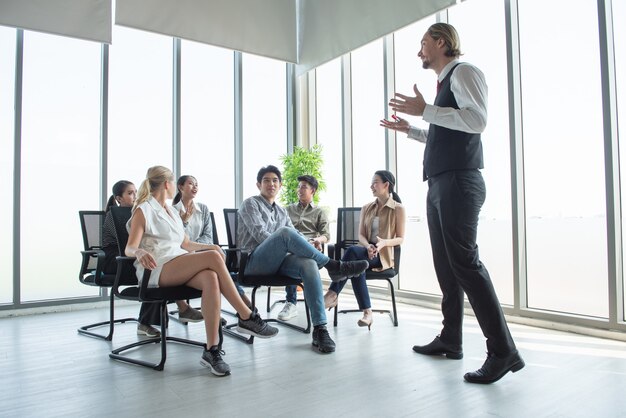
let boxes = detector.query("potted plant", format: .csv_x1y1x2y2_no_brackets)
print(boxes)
279,144,326,205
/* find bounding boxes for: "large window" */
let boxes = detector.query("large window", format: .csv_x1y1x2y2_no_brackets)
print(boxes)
0,27,15,304
241,54,287,198
20,31,101,300
449,0,514,304
393,18,439,295
108,26,172,190
351,39,386,206
180,41,234,240
519,0,608,317
315,57,344,233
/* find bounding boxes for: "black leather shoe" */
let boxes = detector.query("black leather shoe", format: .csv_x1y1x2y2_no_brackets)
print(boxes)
464,351,525,384
326,260,369,282
412,336,463,359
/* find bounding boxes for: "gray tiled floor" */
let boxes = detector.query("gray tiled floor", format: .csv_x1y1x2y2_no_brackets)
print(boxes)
2,293,626,418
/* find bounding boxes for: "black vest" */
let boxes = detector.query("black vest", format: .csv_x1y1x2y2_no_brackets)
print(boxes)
423,64,484,181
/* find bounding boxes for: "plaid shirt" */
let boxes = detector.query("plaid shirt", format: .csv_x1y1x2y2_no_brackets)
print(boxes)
237,195,296,252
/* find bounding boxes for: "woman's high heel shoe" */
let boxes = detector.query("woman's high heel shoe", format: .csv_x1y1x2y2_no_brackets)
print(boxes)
357,312,373,330
324,291,338,310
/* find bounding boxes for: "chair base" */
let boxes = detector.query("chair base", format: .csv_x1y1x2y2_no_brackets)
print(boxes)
333,308,397,327
78,317,137,341
109,302,218,371
109,335,206,371
266,286,306,312
332,277,398,327
222,284,312,344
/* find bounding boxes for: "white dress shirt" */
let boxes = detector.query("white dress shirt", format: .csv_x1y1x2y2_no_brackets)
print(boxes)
408,59,488,143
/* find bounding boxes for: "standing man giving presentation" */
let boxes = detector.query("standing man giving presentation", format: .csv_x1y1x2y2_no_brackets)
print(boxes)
380,22,524,384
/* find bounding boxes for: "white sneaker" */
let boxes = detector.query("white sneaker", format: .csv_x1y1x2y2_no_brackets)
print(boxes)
277,302,298,321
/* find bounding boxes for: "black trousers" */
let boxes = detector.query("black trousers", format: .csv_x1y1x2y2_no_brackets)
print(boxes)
426,169,516,357
138,303,162,326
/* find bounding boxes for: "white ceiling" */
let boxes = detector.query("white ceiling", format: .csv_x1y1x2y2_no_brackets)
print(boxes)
116,0,459,75
0,0,460,75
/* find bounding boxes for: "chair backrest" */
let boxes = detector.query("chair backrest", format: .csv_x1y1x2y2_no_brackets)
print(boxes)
336,206,401,273
79,210,105,250
209,211,220,246
336,207,361,249
109,206,137,285
223,208,239,272
110,206,132,255
223,208,238,248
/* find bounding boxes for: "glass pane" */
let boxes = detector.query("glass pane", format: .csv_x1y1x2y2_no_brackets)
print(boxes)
315,58,344,236
21,31,100,300
351,39,386,206
0,27,15,304
181,41,234,242
615,0,626,319
519,0,608,317
242,54,286,198
394,18,439,295
449,0,514,305
108,27,172,190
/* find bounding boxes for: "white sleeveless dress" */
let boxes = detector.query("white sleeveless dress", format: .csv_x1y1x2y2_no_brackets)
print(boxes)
127,196,188,287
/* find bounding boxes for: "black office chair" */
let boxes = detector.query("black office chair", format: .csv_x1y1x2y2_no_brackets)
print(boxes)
327,207,401,327
108,206,215,371
77,210,136,340
221,208,311,344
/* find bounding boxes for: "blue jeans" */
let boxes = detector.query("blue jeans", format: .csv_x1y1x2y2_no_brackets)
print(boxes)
285,285,298,304
245,227,329,326
329,246,380,310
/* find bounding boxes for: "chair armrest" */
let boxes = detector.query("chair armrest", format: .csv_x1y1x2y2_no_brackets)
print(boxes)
327,244,336,260
236,249,253,284
112,256,153,300
79,249,106,282
112,256,137,297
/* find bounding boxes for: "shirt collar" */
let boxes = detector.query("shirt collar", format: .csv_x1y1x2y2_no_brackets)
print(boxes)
256,194,276,209
298,200,316,209
174,200,200,213
438,59,460,82
379,195,397,210
147,196,164,211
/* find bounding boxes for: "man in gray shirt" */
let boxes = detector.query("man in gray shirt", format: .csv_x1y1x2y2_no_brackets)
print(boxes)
238,165,368,353
278,175,330,321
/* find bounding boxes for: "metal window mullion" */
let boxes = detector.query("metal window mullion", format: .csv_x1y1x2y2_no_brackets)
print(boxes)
13,29,23,306
100,43,109,212
341,54,353,207
99,42,110,299
505,0,527,312
308,70,317,146
234,51,243,207
286,63,296,153
383,35,397,178
172,38,181,177
597,0,622,325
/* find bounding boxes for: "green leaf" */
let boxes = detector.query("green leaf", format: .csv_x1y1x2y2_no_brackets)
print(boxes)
279,144,325,205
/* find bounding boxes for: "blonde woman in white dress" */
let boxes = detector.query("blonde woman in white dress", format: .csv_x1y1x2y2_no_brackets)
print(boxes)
125,166,278,377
